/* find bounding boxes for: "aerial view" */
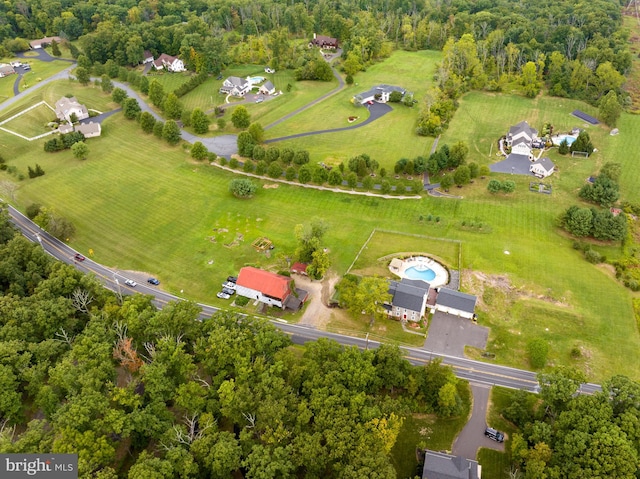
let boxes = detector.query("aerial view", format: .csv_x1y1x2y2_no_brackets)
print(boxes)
0,0,639,477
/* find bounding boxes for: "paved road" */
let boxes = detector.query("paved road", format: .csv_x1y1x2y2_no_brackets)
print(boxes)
265,102,392,143
452,383,504,460
5,204,602,396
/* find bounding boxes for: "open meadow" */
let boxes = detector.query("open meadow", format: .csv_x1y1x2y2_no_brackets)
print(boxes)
1,55,639,380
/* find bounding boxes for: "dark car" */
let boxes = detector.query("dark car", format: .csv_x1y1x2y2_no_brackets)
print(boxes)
222,287,235,295
74,253,85,262
147,278,160,285
485,427,504,443
227,276,237,283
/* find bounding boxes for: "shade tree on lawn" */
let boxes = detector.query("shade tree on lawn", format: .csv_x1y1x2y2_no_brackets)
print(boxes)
231,105,251,129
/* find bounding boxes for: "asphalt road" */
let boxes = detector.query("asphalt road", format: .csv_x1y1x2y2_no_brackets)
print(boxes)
6,205,602,396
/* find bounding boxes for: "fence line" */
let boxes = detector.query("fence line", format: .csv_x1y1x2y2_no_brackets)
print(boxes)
345,228,377,275
0,100,48,126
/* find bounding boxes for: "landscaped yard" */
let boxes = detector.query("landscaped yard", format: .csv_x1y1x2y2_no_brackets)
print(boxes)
2,60,640,381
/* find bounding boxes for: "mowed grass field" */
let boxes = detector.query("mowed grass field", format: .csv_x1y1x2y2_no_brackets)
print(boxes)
0,56,70,102
265,50,441,168
2,54,640,381
2,102,56,137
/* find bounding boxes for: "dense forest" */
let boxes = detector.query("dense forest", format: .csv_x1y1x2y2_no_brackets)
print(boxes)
0,203,470,478
0,0,631,109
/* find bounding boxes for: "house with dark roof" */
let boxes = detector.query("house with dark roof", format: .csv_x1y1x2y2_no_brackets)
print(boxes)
153,53,185,72
55,97,89,123
434,288,477,319
387,278,430,322
422,450,481,479
219,76,251,96
505,120,538,159
258,80,276,95
75,121,102,138
236,267,307,310
353,85,406,105
309,33,338,49
143,50,154,64
529,157,555,178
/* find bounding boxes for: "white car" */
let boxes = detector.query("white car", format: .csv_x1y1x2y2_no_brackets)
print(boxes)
222,281,236,290
217,291,231,300
124,279,137,287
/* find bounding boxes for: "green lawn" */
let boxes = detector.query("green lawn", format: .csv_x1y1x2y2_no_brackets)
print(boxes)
18,59,72,93
3,71,640,381
391,382,471,478
1,102,55,137
145,71,192,94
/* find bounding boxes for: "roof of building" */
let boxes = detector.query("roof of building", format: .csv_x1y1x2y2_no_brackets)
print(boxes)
143,50,153,59
55,97,88,117
389,278,430,312
291,262,308,274
531,156,554,172
29,36,61,48
422,450,480,479
511,136,530,147
237,267,292,300
311,34,338,46
508,120,537,138
390,258,404,270
58,123,73,134
75,122,101,136
356,84,405,101
436,288,476,314
154,53,179,68
226,76,249,87
261,80,275,91
0,65,14,74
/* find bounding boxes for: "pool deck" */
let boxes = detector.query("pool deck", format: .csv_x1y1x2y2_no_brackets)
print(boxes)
389,256,449,288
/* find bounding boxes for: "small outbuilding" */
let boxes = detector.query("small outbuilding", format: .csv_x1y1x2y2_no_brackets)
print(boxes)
529,157,555,178
258,81,276,95
291,262,308,275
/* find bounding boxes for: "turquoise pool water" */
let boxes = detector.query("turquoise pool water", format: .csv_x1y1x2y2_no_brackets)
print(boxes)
552,135,576,146
249,76,265,83
405,265,436,282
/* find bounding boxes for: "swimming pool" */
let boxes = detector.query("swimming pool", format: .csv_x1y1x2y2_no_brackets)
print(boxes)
248,76,265,84
405,265,436,282
552,135,577,146
389,255,449,287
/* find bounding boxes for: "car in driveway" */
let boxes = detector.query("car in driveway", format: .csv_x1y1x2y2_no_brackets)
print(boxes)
222,287,235,295
147,278,160,285
484,427,504,443
222,281,236,290
124,279,137,287
227,276,237,283
217,291,231,299
255,97,264,103
74,253,85,262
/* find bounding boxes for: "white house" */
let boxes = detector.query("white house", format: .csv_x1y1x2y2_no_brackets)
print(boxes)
506,121,538,158
422,450,481,479
219,76,251,96
433,288,477,319
153,53,186,72
258,81,276,95
353,85,405,105
386,278,430,322
264,67,275,74
235,267,295,309
55,97,89,123
530,157,555,178
0,64,15,78
143,50,154,64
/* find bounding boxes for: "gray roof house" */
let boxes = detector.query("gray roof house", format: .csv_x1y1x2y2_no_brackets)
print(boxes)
220,76,251,96
258,80,275,95
506,120,538,159
55,97,89,123
387,278,430,322
0,64,15,77
530,157,555,178
434,288,477,319
422,450,481,479
354,84,405,105
75,121,102,138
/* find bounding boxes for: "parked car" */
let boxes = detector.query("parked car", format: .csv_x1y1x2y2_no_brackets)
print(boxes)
147,278,160,285
484,427,504,443
23,64,31,70
222,287,235,295
216,291,231,300
255,97,264,103
74,253,85,261
222,281,236,290
227,276,237,283
124,279,137,287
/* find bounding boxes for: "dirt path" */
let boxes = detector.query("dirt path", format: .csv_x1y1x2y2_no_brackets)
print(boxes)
296,271,340,329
